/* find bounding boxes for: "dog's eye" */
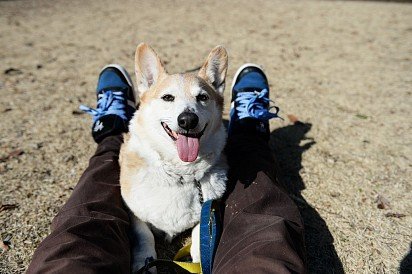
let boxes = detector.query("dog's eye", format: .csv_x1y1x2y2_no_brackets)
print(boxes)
196,94,209,102
161,94,175,102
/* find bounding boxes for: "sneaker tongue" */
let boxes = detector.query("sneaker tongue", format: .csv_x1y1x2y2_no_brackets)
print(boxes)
176,134,200,162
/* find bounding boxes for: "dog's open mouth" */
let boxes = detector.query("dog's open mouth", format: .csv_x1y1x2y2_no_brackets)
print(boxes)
161,122,207,162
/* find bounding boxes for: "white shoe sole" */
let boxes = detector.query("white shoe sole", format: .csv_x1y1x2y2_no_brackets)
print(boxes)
230,63,265,92
100,64,137,106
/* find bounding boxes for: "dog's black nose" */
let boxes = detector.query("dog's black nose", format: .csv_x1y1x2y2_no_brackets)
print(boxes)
178,112,199,130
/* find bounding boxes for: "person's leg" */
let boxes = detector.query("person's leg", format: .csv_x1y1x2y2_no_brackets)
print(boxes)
213,64,307,273
27,135,131,274
27,64,136,274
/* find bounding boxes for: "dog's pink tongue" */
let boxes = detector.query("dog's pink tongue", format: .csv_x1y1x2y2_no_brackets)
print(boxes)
176,134,200,162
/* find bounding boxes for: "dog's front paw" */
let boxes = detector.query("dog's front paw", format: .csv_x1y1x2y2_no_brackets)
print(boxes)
190,245,201,263
129,216,157,273
190,224,201,263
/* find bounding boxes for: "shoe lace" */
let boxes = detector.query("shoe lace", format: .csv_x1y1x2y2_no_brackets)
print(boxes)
79,90,127,122
233,89,282,120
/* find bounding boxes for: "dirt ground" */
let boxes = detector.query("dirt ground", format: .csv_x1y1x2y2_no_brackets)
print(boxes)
0,0,411,273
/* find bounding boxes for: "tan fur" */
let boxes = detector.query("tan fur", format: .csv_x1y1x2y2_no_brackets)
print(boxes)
197,76,224,109
134,44,166,80
140,74,223,110
119,133,146,199
137,44,226,108
198,46,228,93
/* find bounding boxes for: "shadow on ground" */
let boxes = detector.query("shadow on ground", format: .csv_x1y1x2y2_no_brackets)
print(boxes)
269,122,344,274
400,242,412,273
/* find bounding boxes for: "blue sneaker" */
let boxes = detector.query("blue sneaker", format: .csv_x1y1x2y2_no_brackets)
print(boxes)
228,63,281,140
80,64,136,143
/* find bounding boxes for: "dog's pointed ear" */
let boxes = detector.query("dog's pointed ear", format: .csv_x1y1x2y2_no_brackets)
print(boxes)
198,46,228,95
135,43,166,96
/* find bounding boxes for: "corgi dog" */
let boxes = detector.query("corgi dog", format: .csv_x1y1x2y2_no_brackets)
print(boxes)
119,43,228,272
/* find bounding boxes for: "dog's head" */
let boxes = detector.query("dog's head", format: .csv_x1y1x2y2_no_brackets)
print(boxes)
130,43,228,163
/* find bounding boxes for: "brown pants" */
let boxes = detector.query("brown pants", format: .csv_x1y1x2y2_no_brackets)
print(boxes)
27,132,306,274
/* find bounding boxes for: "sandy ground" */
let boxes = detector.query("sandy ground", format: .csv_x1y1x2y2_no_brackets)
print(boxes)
0,0,411,273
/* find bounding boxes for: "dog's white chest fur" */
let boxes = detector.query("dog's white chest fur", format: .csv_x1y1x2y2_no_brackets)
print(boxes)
123,159,226,238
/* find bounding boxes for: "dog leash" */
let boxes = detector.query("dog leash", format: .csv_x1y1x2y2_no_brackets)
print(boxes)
136,200,221,274
199,199,221,274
